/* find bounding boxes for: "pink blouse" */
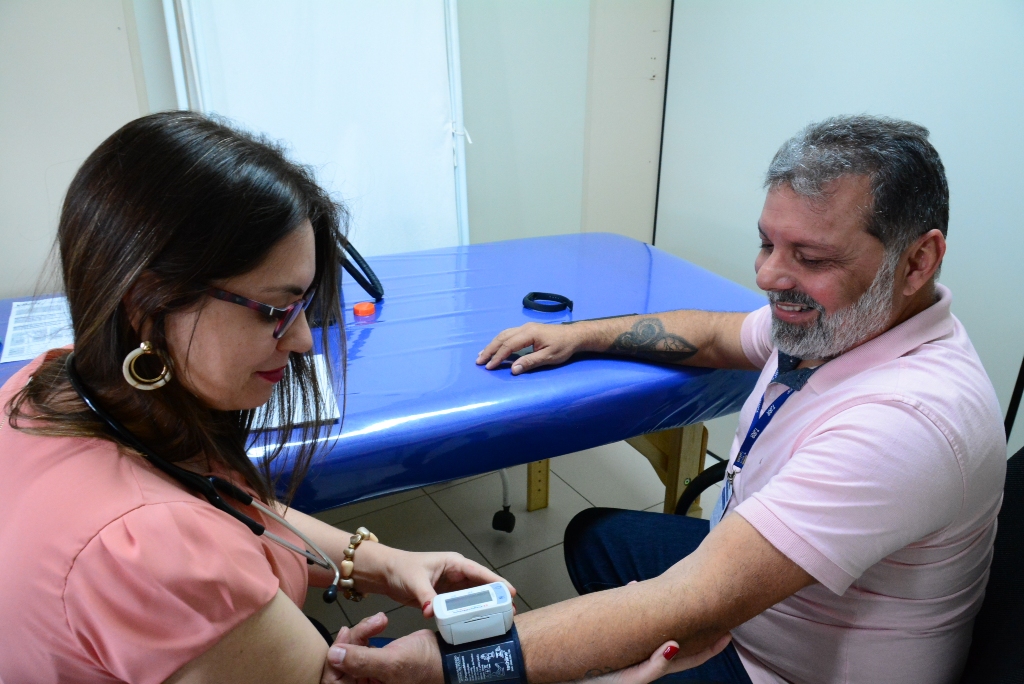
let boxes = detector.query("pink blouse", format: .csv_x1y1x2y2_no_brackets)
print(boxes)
0,353,309,684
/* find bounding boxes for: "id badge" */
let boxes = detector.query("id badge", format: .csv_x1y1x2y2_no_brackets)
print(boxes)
709,475,732,529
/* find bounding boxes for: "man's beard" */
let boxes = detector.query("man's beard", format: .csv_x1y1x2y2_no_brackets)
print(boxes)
769,252,898,360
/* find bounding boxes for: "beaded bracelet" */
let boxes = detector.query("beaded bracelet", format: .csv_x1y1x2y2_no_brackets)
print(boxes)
339,526,378,602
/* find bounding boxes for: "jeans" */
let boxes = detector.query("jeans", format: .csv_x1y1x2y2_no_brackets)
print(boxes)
563,508,754,684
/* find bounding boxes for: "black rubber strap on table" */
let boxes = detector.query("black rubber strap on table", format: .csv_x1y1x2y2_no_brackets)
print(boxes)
523,292,573,312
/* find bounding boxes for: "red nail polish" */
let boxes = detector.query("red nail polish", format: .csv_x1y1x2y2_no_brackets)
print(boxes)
423,601,431,610
663,645,679,661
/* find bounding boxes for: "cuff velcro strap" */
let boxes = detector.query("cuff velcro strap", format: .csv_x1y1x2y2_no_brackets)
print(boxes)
436,624,526,684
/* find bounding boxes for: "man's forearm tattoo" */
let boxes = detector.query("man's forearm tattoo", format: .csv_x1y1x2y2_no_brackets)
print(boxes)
609,317,698,363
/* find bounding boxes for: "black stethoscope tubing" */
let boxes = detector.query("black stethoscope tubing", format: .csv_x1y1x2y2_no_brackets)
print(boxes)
64,353,341,602
342,240,384,302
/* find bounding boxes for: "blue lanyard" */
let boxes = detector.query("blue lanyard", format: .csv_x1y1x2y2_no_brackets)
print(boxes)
727,375,794,484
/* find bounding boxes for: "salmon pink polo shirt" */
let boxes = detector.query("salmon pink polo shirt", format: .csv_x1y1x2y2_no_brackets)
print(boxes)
0,354,309,684
715,284,1006,684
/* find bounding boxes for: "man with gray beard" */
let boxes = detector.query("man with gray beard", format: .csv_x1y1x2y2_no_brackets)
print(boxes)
766,247,898,360
329,117,1006,684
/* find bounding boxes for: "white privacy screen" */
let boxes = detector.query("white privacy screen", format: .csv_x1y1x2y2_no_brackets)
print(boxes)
185,1,462,256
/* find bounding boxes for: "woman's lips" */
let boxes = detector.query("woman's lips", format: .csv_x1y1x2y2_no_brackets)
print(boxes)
255,366,287,383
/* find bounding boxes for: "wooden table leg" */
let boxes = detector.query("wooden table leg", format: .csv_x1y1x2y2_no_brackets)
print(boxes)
626,423,708,516
526,459,550,511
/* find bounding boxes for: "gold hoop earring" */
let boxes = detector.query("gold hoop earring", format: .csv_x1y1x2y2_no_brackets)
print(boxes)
122,341,172,390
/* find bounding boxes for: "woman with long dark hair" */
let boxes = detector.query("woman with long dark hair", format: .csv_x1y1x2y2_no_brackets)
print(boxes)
0,112,509,684
0,111,713,684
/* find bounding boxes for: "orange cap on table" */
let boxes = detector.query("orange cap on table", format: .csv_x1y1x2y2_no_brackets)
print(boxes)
353,301,376,317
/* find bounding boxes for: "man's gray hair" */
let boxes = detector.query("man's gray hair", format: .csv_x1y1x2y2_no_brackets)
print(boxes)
765,115,949,255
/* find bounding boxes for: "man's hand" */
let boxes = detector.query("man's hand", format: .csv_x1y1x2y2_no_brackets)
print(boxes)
476,311,753,375
369,548,516,618
326,629,443,684
476,322,595,375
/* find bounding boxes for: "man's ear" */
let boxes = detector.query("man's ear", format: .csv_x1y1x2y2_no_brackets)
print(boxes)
901,229,946,298
122,271,161,339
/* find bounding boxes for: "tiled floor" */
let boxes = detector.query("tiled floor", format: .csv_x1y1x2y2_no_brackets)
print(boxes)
306,439,725,639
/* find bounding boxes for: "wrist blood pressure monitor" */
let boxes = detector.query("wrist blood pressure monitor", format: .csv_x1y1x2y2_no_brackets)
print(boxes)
434,582,524,684
434,582,514,645
434,583,525,684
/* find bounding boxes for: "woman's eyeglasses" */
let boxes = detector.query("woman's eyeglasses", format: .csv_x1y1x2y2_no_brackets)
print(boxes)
207,286,317,339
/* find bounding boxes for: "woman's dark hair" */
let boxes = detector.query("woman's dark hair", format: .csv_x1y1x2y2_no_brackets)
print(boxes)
7,111,348,504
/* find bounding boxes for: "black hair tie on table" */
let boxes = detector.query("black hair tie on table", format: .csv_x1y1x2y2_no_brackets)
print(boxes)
522,292,573,313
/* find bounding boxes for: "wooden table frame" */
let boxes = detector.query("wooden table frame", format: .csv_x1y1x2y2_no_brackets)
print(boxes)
525,422,709,517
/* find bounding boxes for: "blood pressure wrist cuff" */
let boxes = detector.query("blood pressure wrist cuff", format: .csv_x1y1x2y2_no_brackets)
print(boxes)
436,624,527,684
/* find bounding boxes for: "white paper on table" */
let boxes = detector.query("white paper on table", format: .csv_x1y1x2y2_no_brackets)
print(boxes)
252,353,340,429
0,297,74,364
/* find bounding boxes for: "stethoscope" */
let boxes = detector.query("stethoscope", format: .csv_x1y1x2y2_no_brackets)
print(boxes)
64,353,342,603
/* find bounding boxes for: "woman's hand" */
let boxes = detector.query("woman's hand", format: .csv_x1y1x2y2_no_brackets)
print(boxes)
358,545,515,618
326,628,442,684
570,582,731,684
320,612,390,684
568,635,732,684
278,510,512,615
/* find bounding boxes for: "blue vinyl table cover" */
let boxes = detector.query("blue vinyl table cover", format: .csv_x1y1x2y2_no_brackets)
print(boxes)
0,234,765,512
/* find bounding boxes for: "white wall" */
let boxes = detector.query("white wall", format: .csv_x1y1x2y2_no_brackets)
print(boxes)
0,0,144,299
458,0,671,245
123,0,177,113
458,0,592,243
581,0,671,242
185,1,464,257
656,0,1024,455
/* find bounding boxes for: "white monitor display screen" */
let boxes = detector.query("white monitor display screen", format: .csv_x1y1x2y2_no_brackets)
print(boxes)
445,590,491,611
